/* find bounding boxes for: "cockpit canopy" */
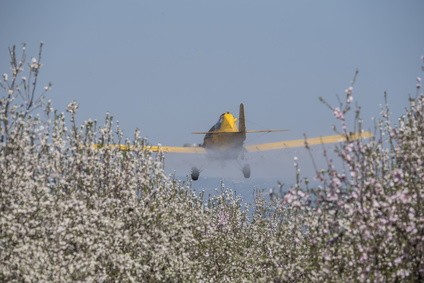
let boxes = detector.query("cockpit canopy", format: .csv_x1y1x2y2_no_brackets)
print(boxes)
215,116,224,130
208,112,238,133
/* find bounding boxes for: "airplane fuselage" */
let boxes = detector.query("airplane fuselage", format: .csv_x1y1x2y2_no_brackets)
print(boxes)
203,131,246,159
196,109,247,160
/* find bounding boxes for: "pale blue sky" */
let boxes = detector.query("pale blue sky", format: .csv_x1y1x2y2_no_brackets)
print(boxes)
1,1,424,180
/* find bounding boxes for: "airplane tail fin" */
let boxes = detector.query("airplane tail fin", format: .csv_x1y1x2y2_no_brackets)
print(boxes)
239,103,246,139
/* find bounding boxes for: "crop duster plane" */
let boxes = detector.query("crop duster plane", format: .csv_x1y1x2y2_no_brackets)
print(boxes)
93,104,372,180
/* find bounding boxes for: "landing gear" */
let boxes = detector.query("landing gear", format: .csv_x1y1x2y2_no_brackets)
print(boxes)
242,164,251,179
191,166,200,181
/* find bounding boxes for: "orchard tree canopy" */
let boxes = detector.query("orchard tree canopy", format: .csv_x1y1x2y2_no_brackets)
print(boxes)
1,44,424,282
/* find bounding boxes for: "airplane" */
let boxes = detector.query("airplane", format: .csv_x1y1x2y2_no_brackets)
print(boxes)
93,103,372,180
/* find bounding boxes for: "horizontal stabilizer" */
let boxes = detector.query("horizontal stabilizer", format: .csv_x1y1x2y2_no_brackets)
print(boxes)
192,131,232,134
246,129,290,133
244,131,373,152
192,129,289,134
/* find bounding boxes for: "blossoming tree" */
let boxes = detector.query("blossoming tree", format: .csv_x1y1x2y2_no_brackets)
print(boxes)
1,44,423,281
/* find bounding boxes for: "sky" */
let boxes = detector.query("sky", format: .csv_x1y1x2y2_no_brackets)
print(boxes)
1,1,424,185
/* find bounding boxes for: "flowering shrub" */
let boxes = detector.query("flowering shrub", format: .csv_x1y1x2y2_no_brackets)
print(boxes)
1,44,423,282
280,68,424,281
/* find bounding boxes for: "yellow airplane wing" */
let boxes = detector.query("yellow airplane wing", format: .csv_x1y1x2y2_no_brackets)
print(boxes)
92,144,207,154
244,131,373,152
150,146,207,154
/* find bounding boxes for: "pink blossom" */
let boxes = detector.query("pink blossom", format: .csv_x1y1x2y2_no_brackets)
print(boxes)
333,108,344,120
392,169,404,183
332,177,341,187
345,86,353,95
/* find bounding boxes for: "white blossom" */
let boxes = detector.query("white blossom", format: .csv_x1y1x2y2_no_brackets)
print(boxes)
1,44,423,282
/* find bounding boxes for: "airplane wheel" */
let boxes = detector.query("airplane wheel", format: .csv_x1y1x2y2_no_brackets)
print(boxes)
242,164,251,179
191,167,200,181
